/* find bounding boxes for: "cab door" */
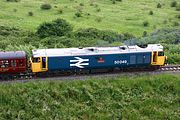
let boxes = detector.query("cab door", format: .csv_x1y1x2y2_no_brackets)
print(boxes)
30,57,48,73
151,51,166,66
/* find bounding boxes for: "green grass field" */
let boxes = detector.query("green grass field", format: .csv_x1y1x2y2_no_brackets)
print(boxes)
0,0,179,36
0,74,180,119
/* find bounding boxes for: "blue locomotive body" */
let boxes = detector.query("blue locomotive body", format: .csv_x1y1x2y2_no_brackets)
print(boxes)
30,44,166,73
47,52,151,71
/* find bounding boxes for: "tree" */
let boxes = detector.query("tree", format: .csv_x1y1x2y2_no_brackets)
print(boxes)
36,18,73,38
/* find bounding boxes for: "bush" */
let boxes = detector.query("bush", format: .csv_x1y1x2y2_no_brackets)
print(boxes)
149,10,153,15
157,3,162,8
40,36,78,48
143,21,149,27
6,0,20,2
36,18,73,38
142,31,148,37
173,21,179,26
95,17,102,22
171,1,177,7
176,4,180,11
163,20,168,24
58,9,63,14
112,0,116,4
28,11,33,16
75,12,82,17
74,28,133,43
41,3,52,10
79,3,84,6
175,14,180,19
139,28,180,44
96,8,101,12
0,26,21,36
13,9,17,12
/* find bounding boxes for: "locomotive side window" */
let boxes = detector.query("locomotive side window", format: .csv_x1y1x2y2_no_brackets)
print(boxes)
158,52,164,56
33,57,40,63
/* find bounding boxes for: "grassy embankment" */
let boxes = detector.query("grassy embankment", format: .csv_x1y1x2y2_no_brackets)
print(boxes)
0,74,180,119
0,0,179,36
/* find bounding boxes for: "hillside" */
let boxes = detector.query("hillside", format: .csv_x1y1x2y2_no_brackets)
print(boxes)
0,74,180,119
0,0,179,36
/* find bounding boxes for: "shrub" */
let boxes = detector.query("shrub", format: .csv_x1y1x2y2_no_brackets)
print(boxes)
58,9,63,14
171,1,177,7
149,10,153,15
6,0,20,2
96,8,101,12
13,9,17,12
163,20,168,24
176,4,180,11
143,21,149,27
142,31,148,37
79,3,84,6
36,18,73,38
175,14,180,19
74,28,132,43
75,12,82,17
28,11,33,16
157,3,162,8
95,17,102,22
112,0,116,4
139,28,180,44
173,21,179,26
116,0,122,2
0,26,21,36
41,3,52,10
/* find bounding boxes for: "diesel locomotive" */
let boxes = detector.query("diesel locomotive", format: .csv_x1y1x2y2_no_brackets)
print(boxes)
0,44,167,80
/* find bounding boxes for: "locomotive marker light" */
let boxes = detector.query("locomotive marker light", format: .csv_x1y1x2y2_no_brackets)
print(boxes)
70,57,89,68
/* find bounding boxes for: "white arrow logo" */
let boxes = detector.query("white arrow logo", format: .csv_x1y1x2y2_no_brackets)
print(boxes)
70,57,89,68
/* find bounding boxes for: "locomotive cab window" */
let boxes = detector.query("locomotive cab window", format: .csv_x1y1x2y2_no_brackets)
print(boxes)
33,57,40,63
158,51,164,56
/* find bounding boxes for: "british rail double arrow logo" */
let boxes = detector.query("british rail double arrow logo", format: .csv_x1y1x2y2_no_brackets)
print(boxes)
70,57,89,68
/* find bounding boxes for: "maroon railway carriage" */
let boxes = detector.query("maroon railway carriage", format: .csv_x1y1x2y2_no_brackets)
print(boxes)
0,51,27,79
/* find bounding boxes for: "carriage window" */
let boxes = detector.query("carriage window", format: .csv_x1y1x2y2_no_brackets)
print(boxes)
11,60,16,67
0,60,9,68
4,60,9,67
0,60,5,68
19,60,23,67
33,57,40,63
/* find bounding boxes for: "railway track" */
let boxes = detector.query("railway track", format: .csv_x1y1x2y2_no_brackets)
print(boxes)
0,65,180,84
158,65,180,71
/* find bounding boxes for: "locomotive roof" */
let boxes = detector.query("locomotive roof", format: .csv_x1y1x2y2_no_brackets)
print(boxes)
0,51,26,59
32,44,164,57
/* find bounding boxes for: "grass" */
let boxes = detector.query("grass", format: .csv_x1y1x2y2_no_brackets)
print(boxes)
0,74,180,119
0,0,179,36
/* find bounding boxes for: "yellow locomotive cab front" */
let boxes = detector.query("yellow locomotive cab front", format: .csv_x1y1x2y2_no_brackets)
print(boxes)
30,57,48,73
151,51,166,66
